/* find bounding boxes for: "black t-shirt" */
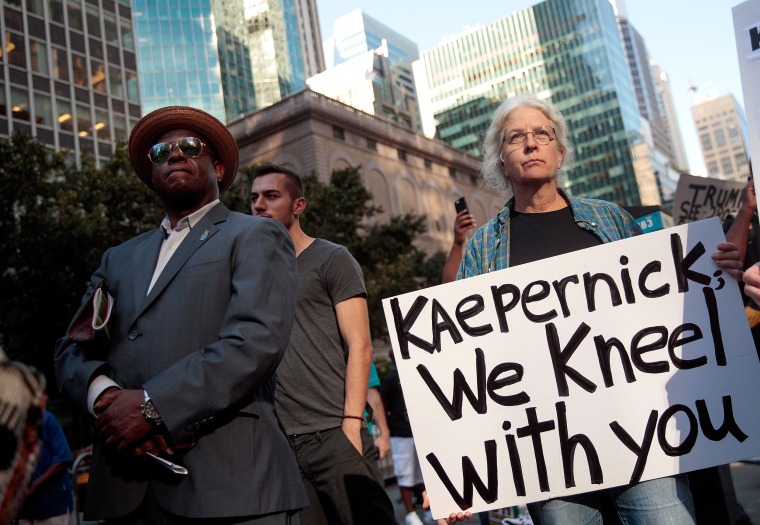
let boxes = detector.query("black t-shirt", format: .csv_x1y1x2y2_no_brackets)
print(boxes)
509,206,602,266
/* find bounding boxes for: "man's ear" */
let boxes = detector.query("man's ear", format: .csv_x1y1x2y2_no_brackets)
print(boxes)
293,196,307,216
214,161,225,183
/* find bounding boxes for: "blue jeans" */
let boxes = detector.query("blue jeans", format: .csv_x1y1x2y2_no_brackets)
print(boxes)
527,475,695,525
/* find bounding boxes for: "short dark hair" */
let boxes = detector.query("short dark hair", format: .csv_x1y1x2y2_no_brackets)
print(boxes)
252,163,304,199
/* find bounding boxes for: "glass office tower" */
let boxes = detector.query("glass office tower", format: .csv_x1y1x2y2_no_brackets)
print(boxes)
417,0,656,205
0,0,139,164
132,0,255,123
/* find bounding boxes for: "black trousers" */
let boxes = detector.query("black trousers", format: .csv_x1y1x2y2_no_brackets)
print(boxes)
289,426,397,525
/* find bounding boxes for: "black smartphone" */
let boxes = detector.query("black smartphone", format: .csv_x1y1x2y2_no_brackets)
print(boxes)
454,197,468,213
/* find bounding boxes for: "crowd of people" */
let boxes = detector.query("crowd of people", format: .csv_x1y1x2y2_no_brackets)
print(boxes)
1,94,754,525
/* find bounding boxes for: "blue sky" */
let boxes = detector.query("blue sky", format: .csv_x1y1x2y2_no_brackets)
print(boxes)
316,0,743,176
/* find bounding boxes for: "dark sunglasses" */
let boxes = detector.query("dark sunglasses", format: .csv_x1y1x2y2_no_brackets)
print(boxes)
148,137,207,165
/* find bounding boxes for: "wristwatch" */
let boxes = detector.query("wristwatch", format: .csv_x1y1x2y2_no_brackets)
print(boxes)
141,390,163,425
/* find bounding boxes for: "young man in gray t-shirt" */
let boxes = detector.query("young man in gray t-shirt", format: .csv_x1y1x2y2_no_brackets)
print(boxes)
251,164,397,525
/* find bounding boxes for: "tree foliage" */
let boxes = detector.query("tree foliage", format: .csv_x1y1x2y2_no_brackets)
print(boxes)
300,167,444,339
0,133,163,382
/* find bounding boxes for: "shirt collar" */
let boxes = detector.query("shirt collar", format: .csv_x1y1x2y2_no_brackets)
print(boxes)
160,199,220,237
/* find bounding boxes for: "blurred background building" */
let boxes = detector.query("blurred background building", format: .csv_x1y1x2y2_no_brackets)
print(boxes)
691,94,750,181
0,0,139,165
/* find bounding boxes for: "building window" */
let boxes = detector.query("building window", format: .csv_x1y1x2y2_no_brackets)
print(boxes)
707,160,719,176
57,98,73,132
34,91,53,127
397,149,407,161
103,12,118,46
126,71,138,103
71,54,87,86
29,40,49,76
91,60,106,92
720,157,733,175
736,152,748,169
120,19,134,51
76,103,91,137
67,0,83,32
715,129,726,148
332,126,345,140
109,65,123,98
424,159,432,170
113,113,127,142
448,167,456,179
10,86,30,121
86,4,101,38
26,0,45,16
700,133,713,151
48,0,64,24
5,31,26,69
95,107,110,142
52,47,69,81
366,138,377,151
728,125,740,141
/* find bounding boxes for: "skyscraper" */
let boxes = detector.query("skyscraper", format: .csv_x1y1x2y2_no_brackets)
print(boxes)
1,0,139,164
414,0,660,206
131,0,322,122
323,9,420,128
651,62,689,173
691,94,750,181
132,0,254,123
617,16,672,162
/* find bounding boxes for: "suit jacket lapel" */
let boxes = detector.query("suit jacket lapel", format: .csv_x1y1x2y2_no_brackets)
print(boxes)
131,229,164,311
132,203,230,322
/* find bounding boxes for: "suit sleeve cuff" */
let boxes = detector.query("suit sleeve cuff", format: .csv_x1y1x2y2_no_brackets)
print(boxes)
87,375,120,416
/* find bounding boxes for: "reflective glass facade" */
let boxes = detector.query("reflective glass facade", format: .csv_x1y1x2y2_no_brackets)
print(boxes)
132,0,242,122
420,0,654,206
0,0,139,163
246,0,305,110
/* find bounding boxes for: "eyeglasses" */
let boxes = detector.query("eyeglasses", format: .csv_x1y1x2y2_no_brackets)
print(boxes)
148,137,207,165
503,126,556,146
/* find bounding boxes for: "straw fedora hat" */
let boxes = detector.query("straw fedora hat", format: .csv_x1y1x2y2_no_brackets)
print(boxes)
128,106,239,193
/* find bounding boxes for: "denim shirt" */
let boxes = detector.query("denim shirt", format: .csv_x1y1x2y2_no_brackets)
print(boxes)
457,189,643,279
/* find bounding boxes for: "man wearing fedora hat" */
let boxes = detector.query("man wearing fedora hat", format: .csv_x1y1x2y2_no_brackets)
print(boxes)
55,106,307,524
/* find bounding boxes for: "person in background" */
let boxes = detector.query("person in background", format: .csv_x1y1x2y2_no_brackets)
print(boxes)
16,410,74,525
0,346,46,524
724,162,760,356
440,209,476,284
55,106,306,524
367,361,391,460
251,163,397,525
450,94,741,525
381,352,433,525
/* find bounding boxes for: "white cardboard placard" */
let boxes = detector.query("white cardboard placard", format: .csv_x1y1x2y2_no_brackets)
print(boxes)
382,218,760,518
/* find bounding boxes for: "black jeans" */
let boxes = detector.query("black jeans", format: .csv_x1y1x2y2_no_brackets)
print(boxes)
289,426,397,525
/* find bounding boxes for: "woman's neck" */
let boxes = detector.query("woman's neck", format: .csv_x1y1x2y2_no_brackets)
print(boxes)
513,184,568,213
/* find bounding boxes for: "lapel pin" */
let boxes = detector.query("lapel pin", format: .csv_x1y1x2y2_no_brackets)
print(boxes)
200,229,209,241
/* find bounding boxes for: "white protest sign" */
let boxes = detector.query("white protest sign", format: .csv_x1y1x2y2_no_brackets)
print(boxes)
734,1,760,204
382,218,760,518
671,174,745,225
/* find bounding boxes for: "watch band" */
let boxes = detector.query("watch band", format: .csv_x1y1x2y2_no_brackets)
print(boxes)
142,389,163,425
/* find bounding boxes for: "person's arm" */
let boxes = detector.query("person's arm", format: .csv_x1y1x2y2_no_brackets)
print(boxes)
725,179,757,264
367,387,390,459
441,210,476,283
335,295,373,454
744,263,760,303
23,462,69,499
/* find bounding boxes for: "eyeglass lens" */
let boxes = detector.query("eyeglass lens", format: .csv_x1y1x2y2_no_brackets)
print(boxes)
148,137,204,165
506,127,554,146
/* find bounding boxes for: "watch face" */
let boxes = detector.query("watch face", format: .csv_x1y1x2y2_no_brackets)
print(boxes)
143,400,160,420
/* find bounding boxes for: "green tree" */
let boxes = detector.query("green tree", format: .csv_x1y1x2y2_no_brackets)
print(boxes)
300,166,443,339
0,133,162,382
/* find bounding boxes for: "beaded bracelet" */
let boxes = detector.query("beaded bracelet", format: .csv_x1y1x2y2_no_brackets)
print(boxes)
342,415,364,421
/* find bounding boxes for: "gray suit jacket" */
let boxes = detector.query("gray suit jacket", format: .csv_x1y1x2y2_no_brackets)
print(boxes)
55,203,308,520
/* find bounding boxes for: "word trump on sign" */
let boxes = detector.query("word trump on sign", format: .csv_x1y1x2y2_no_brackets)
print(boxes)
671,174,745,225
382,218,760,519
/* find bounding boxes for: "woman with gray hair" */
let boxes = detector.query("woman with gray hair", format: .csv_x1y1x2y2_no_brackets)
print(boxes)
449,95,742,524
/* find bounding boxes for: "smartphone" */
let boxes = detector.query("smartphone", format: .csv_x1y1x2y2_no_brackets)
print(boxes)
454,197,468,214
